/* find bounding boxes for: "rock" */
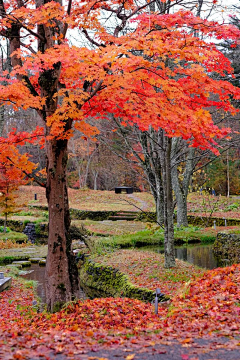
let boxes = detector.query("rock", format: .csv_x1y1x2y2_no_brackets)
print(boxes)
6,264,23,269
19,270,34,276
12,260,31,267
39,259,46,266
213,230,240,265
29,258,45,263
23,223,37,243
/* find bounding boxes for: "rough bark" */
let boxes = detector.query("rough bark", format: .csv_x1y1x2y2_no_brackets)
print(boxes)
171,139,196,227
138,129,164,226
45,137,79,312
159,133,175,268
32,0,79,311
172,163,188,227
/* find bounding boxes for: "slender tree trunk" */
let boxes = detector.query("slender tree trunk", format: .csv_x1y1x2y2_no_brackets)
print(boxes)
227,148,230,197
172,165,188,227
160,135,175,268
0,107,4,136
152,181,164,226
4,212,7,233
171,141,195,227
93,171,98,190
45,137,79,312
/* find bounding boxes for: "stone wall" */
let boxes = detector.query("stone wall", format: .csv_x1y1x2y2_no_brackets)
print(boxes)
213,230,240,264
78,257,168,303
187,216,240,227
29,205,240,225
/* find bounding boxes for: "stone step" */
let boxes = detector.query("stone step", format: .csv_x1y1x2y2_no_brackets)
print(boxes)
12,260,31,267
6,264,22,269
39,259,46,266
19,270,34,276
29,258,45,264
0,277,12,292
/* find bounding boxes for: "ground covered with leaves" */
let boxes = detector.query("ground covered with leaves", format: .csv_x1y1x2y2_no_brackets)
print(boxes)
15,186,240,218
94,250,206,296
1,257,240,359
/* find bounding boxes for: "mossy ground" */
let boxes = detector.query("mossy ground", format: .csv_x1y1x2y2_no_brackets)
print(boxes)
0,245,48,264
91,249,206,297
91,225,240,251
0,231,28,242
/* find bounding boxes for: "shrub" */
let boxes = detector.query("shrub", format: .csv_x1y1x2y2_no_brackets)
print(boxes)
0,231,28,243
0,239,28,249
0,226,10,233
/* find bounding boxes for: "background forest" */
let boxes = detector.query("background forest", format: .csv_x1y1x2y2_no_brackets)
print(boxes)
1,104,239,196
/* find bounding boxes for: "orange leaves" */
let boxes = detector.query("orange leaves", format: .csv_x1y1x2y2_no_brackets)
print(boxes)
0,239,29,249
0,129,43,212
94,250,205,297
86,330,94,336
2,263,240,357
1,1,240,157
126,354,135,360
35,297,160,333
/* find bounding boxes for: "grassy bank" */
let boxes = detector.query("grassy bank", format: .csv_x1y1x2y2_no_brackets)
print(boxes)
91,249,206,297
0,245,47,265
92,225,219,252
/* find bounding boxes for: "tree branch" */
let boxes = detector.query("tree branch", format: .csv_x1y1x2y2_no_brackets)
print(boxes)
82,28,105,47
62,0,72,39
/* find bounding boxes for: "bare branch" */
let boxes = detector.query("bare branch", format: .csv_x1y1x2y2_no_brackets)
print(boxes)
62,0,72,39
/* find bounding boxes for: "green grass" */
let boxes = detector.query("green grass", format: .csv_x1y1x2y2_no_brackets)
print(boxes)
94,225,216,252
0,245,48,265
0,231,28,242
71,219,147,237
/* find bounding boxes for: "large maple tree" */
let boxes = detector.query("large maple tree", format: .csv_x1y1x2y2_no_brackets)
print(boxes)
0,0,240,311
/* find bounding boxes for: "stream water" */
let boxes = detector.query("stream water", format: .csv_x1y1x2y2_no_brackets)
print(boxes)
22,243,223,303
22,264,86,304
140,243,224,269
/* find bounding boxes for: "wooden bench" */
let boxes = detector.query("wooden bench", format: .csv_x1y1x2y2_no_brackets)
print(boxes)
115,186,133,194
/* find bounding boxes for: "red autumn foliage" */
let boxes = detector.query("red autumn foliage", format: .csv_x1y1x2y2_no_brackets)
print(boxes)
1,264,240,358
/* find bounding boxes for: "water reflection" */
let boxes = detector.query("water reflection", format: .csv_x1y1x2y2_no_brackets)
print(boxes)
23,264,46,302
22,264,86,304
141,243,224,269
21,244,228,304
175,244,222,269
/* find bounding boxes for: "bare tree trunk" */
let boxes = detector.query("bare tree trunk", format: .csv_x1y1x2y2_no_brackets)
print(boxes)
172,164,188,227
159,134,175,268
151,179,164,226
0,107,4,136
92,170,98,190
4,212,7,233
227,148,230,197
171,140,195,227
45,137,79,312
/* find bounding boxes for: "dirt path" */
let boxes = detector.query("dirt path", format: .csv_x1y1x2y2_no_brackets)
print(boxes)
33,337,240,360
128,194,150,211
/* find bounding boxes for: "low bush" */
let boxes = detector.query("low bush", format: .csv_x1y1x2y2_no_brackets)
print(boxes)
0,231,28,243
0,238,28,249
0,226,10,233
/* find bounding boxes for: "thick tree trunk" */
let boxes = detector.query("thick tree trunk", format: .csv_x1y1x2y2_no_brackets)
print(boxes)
160,135,175,268
45,138,79,312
